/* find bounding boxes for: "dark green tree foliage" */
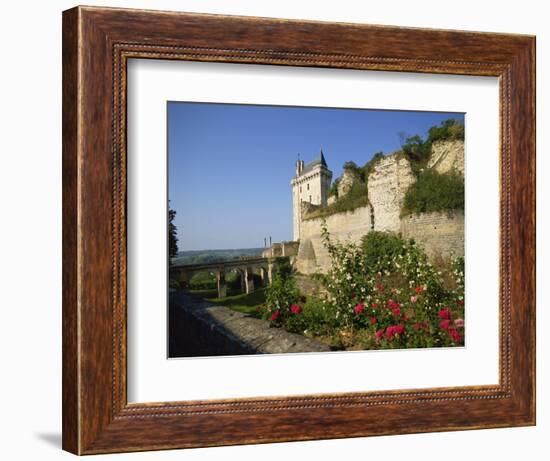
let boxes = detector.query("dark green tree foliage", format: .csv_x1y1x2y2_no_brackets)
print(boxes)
402,170,464,215
401,134,431,170
168,206,179,262
342,161,361,175
401,118,464,174
328,177,340,197
273,257,293,279
426,118,465,144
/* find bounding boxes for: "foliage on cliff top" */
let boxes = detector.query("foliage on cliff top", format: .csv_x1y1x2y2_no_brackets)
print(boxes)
402,169,464,216
303,181,370,220
401,118,464,175
328,152,385,199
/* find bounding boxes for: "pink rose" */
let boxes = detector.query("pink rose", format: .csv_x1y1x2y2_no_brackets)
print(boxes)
439,319,451,330
454,318,465,328
354,303,365,314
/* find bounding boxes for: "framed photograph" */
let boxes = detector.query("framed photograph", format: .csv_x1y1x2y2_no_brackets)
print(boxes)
62,5,535,455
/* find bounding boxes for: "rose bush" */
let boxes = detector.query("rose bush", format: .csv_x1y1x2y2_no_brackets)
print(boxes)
261,225,465,350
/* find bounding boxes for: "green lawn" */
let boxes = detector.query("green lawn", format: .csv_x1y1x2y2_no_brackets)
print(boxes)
189,287,266,318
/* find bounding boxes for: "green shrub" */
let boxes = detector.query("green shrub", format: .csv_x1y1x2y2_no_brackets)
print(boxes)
189,271,216,290
361,232,411,274
169,279,181,289
263,258,299,325
402,170,464,215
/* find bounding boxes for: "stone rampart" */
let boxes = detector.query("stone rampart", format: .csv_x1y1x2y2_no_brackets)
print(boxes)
400,211,464,259
296,205,372,274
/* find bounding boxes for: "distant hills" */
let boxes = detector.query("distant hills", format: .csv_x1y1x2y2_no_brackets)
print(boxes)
171,248,265,266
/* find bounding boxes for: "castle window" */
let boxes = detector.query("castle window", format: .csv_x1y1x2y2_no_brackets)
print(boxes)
309,195,312,202
300,186,302,192
307,184,310,190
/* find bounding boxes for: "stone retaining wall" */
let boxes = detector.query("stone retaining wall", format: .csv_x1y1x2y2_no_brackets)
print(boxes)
296,204,372,274
169,291,330,358
400,211,464,259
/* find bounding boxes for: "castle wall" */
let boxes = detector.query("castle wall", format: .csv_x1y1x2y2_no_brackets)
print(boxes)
262,241,299,258
296,205,372,274
368,154,416,233
400,211,464,259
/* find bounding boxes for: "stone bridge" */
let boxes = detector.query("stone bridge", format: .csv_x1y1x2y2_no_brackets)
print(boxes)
170,257,276,298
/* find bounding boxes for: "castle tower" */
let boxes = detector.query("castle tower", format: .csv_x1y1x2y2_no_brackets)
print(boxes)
290,150,333,241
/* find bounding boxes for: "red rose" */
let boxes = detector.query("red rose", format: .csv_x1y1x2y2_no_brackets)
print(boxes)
372,302,379,309
270,310,280,321
438,308,452,320
448,327,462,342
392,324,403,335
412,322,427,331
392,307,401,318
375,329,385,341
290,304,302,315
376,284,385,293
385,327,395,340
354,303,365,314
415,286,424,294
439,319,451,330
387,299,400,310
456,299,464,306
369,316,377,325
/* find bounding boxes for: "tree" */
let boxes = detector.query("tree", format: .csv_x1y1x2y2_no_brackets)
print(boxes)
168,205,179,263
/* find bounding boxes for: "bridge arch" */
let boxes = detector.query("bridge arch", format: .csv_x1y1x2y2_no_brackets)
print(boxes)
170,257,277,298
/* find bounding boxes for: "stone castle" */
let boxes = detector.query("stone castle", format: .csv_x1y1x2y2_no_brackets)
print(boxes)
264,140,465,275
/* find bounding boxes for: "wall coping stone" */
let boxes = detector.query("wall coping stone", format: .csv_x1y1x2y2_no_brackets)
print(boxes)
171,291,330,354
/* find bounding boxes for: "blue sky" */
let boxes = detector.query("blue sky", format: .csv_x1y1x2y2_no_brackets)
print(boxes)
168,102,464,251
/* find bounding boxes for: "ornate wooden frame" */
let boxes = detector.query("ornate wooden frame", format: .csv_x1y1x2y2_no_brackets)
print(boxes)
62,5,536,455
